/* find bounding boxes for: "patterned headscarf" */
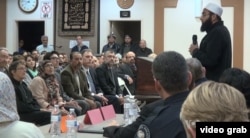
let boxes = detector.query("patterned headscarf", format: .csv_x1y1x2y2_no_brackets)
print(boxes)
38,60,60,106
0,72,19,128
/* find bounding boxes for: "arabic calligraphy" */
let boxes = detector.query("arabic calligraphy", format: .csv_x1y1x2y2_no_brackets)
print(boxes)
63,0,90,30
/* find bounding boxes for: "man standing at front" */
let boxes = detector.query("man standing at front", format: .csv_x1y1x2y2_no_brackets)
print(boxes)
189,3,232,81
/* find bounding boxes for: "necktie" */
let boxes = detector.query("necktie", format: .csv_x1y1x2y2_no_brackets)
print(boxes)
86,71,96,93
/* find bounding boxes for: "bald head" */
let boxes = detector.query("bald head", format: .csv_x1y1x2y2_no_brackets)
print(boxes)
125,51,136,64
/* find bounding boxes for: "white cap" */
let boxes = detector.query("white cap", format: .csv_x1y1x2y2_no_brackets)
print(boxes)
204,3,223,17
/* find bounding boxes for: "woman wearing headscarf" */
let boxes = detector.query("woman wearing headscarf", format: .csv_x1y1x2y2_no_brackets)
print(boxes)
8,61,50,126
0,72,44,137
29,60,67,114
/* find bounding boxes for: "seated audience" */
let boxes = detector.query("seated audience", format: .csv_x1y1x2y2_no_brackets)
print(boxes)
0,47,9,74
135,39,153,57
61,52,101,110
95,53,104,65
81,49,108,105
96,50,124,113
117,51,137,95
91,55,100,68
31,49,40,67
29,60,68,114
219,68,250,113
8,61,50,126
24,55,38,85
186,57,207,89
7,54,13,67
0,72,44,137
104,51,190,138
44,51,87,115
180,81,249,138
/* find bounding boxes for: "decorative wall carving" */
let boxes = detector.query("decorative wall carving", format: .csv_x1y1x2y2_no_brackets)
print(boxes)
58,0,95,36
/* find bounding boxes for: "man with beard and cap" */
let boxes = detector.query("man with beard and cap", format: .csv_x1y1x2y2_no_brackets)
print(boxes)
188,2,232,81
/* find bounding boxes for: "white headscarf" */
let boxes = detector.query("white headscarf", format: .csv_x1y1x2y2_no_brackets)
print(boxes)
0,72,19,128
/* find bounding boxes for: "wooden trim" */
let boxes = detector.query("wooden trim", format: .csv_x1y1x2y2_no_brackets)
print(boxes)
221,0,244,68
154,0,177,54
0,0,6,47
154,0,244,68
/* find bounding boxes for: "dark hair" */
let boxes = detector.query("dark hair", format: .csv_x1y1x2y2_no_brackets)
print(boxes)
70,51,81,60
25,55,37,71
43,51,59,60
8,61,25,78
124,34,132,39
219,68,250,108
104,49,115,57
152,51,189,94
81,49,92,55
107,34,116,39
13,51,20,56
13,55,25,62
31,49,38,53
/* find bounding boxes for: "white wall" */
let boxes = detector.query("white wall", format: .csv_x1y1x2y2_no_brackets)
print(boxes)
6,0,54,53
244,0,250,72
99,0,154,53
164,0,233,58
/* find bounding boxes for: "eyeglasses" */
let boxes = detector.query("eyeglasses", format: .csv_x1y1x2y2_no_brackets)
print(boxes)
50,57,59,60
44,64,54,68
16,67,27,71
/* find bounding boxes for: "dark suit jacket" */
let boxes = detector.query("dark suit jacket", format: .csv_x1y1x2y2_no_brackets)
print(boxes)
61,64,93,100
71,45,88,53
117,63,136,95
95,63,122,96
89,67,104,94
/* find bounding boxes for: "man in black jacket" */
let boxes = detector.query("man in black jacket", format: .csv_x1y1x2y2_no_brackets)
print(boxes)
189,2,232,81
96,50,124,113
117,51,137,95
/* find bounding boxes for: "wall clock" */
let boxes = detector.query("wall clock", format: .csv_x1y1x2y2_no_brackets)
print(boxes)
18,0,38,13
117,0,134,9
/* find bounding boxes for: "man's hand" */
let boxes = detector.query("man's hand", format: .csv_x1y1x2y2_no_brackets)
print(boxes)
101,96,109,105
127,76,133,84
118,97,124,105
189,44,198,55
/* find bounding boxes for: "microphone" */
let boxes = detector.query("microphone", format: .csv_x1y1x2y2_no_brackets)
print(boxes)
192,35,197,45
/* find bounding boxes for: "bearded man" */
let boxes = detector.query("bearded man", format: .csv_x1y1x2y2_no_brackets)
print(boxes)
189,3,232,81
